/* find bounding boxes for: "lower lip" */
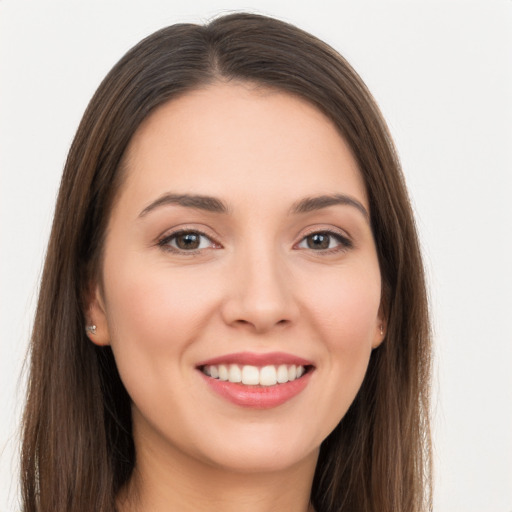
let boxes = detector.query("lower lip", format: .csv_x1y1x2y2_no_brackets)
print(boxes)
199,370,313,409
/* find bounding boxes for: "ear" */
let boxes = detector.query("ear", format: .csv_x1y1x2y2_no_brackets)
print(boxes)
84,282,111,346
372,303,387,349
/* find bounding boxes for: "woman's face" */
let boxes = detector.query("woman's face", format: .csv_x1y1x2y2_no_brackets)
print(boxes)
89,82,385,474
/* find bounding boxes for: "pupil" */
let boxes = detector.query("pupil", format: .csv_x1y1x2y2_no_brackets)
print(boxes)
177,233,200,250
308,233,329,249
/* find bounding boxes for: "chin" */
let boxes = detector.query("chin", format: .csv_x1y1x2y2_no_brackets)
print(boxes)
204,442,319,475
183,420,323,475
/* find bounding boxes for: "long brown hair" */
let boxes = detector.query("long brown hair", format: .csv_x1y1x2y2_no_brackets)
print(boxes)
21,13,432,512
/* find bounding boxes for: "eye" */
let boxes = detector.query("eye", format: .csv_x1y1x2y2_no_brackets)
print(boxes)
297,231,352,252
158,230,218,253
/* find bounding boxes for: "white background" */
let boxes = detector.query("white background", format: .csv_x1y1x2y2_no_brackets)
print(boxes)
1,1,511,511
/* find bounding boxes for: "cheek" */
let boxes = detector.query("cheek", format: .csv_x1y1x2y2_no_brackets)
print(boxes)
103,258,213,340
305,265,381,348
100,256,222,391
100,258,224,430
301,264,381,425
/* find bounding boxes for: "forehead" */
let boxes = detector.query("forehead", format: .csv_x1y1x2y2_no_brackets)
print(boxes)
119,82,368,211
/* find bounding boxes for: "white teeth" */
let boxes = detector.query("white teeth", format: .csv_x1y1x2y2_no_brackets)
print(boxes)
218,364,229,381
276,364,289,383
241,365,259,385
260,365,277,386
229,364,242,383
202,364,307,386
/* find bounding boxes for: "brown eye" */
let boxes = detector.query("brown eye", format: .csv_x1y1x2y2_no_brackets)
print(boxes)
297,231,352,252
306,233,330,250
159,230,216,252
175,232,201,250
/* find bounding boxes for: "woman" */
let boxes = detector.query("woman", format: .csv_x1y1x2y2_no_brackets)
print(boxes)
21,12,432,512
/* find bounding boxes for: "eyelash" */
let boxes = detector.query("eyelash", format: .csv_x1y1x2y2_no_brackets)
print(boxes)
157,229,353,255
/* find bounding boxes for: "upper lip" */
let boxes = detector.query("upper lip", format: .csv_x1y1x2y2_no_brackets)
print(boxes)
196,351,314,368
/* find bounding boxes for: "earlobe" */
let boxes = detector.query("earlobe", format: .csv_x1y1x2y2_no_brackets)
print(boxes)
84,284,111,346
372,322,386,349
372,303,388,349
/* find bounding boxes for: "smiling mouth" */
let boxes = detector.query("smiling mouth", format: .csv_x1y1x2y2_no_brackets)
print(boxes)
200,364,312,387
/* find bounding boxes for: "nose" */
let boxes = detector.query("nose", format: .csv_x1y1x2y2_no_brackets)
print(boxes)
220,246,299,334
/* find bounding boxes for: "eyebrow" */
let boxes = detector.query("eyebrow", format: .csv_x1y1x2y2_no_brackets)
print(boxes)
138,192,369,221
138,193,229,217
290,194,369,221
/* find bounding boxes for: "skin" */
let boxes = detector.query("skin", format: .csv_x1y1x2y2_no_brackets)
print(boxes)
87,82,385,512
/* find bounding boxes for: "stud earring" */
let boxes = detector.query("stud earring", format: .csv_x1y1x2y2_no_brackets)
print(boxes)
380,325,384,336
85,325,97,335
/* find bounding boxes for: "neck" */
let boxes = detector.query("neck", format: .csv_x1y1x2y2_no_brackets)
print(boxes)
117,431,318,512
